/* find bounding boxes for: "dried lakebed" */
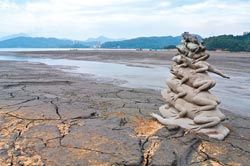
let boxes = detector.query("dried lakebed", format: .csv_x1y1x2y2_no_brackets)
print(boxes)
0,54,249,165
0,55,249,116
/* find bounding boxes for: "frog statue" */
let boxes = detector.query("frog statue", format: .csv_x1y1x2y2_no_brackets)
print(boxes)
151,32,230,140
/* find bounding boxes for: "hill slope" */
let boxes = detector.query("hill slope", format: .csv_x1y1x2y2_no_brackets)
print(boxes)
0,33,29,41
204,34,250,52
101,36,181,49
0,37,89,48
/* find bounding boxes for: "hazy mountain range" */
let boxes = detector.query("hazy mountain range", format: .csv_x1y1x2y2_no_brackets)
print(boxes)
0,34,182,49
86,36,126,44
0,33,249,51
0,37,89,48
0,34,126,48
0,33,30,41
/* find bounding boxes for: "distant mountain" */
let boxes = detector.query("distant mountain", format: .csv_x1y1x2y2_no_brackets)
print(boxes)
0,33,29,41
204,33,250,52
0,34,206,49
86,36,126,44
101,36,182,49
80,41,100,47
0,37,89,48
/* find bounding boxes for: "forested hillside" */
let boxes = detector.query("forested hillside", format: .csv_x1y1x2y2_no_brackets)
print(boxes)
101,36,181,49
204,33,250,52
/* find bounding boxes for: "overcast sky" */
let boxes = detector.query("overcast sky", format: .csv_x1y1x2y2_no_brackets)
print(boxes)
0,0,249,40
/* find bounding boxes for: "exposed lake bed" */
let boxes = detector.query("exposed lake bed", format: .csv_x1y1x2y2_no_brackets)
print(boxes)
0,50,249,165
1,50,249,116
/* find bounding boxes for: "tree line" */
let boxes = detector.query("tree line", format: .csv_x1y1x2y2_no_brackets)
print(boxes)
204,33,250,52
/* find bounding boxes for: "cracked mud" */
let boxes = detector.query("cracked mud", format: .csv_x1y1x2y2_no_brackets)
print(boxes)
0,59,249,166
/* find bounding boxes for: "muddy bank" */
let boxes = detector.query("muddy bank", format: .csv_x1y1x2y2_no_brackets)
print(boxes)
4,50,250,72
0,60,249,165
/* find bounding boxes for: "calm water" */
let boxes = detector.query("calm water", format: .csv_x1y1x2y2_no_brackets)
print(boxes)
0,54,249,116
0,48,136,52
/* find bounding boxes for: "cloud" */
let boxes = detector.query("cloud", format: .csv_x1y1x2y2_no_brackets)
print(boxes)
0,0,249,39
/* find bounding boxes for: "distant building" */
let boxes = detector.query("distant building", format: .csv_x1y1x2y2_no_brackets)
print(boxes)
243,32,250,35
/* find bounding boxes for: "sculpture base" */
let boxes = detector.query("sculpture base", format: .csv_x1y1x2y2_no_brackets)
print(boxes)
152,105,230,140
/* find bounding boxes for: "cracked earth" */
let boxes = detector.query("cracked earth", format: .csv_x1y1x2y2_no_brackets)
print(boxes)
0,60,249,166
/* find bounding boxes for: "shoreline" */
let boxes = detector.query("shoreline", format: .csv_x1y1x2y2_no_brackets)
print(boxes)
2,49,250,72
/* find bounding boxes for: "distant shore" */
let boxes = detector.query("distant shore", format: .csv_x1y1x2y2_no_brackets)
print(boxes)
0,50,249,70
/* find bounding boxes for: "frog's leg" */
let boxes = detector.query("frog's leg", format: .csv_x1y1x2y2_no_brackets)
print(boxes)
193,79,216,92
192,96,217,110
209,67,230,79
193,115,221,129
194,63,209,73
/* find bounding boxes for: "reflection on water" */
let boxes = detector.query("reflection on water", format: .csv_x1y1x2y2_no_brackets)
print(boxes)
0,55,249,116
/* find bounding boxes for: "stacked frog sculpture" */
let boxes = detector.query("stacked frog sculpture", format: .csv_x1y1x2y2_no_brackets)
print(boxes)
151,32,230,140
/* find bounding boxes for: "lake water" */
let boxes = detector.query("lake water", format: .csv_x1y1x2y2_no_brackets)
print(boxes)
0,48,136,52
0,54,249,116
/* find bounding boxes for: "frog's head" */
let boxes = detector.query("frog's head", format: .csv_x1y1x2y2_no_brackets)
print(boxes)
170,64,179,75
166,80,175,90
170,78,181,86
172,55,181,64
172,54,187,64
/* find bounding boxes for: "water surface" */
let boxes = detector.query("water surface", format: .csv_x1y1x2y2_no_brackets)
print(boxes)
0,48,136,52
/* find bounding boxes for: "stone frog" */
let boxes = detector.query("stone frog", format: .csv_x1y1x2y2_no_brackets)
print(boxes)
151,105,229,140
170,63,216,93
162,89,217,114
176,45,189,56
187,51,210,62
176,43,207,61
166,78,220,111
172,55,230,79
176,44,209,63
188,42,206,54
160,90,226,130
182,32,200,45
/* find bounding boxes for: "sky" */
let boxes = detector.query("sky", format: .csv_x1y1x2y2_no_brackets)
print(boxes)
0,0,250,40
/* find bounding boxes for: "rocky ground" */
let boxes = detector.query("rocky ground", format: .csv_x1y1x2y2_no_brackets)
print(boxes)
0,51,249,165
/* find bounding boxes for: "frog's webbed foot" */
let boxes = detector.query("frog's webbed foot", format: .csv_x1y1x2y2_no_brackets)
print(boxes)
151,113,160,119
170,95,177,101
192,126,203,131
187,123,203,132
184,125,199,135
192,60,198,64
